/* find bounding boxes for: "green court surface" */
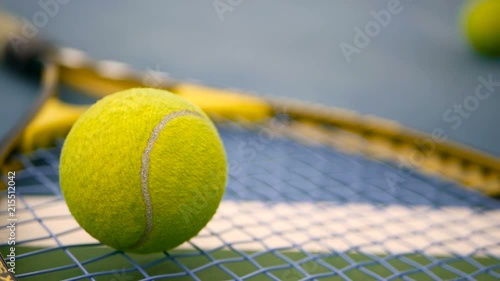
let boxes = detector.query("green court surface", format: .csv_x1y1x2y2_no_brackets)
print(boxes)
2,246,498,280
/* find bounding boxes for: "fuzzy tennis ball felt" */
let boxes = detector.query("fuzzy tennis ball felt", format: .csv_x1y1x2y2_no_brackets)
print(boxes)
60,88,227,254
462,0,500,57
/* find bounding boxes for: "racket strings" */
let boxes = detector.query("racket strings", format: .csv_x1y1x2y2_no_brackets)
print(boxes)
1,119,500,280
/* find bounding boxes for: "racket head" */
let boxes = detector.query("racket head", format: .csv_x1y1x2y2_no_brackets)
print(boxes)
1,63,499,280
2,106,500,280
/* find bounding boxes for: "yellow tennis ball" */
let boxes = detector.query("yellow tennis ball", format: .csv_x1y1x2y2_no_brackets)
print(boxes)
462,0,500,57
60,88,227,254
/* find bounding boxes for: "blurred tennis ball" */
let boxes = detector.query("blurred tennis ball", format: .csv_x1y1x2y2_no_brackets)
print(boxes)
60,88,227,254
462,0,500,57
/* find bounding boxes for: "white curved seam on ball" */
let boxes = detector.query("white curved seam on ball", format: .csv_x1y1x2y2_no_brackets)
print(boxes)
132,109,203,249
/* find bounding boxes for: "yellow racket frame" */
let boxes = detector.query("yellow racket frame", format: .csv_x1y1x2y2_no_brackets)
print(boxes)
8,51,498,196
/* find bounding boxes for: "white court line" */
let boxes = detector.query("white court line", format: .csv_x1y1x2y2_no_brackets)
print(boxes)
1,196,499,256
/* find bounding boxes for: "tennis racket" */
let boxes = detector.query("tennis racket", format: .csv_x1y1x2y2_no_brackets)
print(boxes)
1,10,500,281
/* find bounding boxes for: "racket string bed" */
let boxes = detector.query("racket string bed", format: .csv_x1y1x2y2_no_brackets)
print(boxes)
1,118,499,281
